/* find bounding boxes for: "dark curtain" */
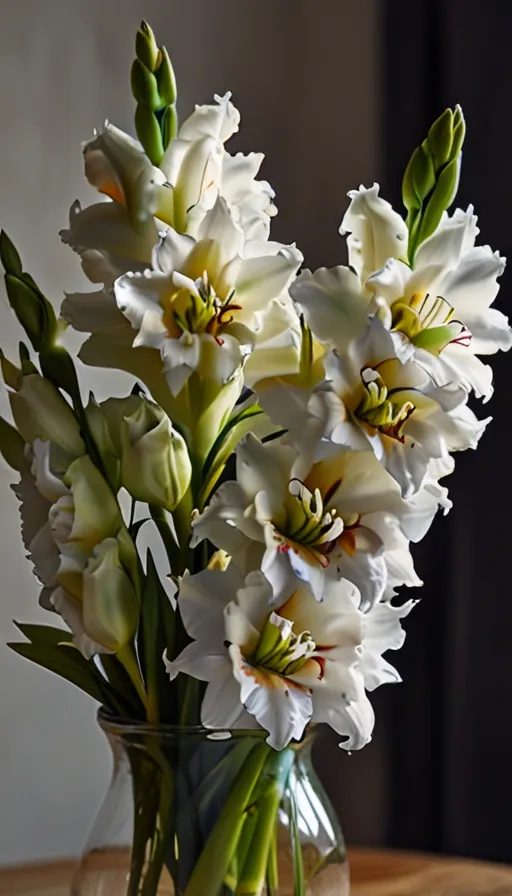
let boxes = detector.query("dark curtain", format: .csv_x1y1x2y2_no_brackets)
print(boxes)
328,0,512,863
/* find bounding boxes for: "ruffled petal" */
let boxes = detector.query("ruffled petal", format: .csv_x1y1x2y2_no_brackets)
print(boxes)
230,645,312,749
290,266,369,351
340,183,408,284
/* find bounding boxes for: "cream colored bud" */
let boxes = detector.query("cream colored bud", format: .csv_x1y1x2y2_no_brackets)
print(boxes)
61,456,122,552
82,538,138,653
120,401,192,510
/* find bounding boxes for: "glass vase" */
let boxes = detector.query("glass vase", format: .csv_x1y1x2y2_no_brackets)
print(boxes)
71,710,349,896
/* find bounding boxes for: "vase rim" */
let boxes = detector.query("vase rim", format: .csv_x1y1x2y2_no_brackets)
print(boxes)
97,706,317,746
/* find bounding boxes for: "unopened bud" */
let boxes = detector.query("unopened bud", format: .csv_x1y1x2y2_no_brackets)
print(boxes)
402,105,466,263
120,400,192,511
82,537,138,653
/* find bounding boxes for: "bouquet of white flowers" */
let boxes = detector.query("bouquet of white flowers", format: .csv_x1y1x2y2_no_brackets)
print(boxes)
1,21,509,896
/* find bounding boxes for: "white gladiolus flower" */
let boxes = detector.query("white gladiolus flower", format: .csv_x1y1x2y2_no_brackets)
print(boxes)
161,93,276,241
165,564,415,750
324,317,489,497
192,433,422,611
113,197,302,395
61,96,276,289
292,190,510,402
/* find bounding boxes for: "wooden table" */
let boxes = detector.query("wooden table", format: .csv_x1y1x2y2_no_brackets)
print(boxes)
1,848,512,895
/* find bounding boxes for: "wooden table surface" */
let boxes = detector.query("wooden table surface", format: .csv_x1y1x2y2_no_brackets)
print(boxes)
1,848,512,895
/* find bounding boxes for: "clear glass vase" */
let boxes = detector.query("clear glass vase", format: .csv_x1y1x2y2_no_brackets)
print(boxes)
71,710,349,896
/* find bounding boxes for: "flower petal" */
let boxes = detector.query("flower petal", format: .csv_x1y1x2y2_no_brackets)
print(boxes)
230,645,312,749
290,266,369,351
340,183,408,284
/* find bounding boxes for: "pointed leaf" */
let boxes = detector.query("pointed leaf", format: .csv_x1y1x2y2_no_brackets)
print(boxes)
0,231,22,276
0,416,29,472
8,640,107,704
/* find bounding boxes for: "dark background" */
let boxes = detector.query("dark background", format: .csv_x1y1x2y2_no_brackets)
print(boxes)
316,0,512,863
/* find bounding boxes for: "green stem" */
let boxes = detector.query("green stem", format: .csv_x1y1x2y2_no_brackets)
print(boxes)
172,485,194,573
265,825,278,896
126,749,161,896
182,742,270,896
235,750,294,896
288,774,306,896
117,644,148,712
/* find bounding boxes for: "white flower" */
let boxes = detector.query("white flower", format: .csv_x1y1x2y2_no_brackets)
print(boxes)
293,190,510,402
353,196,510,400
162,93,275,240
165,564,415,750
113,197,302,395
62,96,275,290
323,317,490,497
192,433,421,611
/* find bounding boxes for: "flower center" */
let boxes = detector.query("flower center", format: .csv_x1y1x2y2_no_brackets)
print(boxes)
274,480,344,567
355,367,415,443
250,612,316,676
390,292,472,355
161,272,242,344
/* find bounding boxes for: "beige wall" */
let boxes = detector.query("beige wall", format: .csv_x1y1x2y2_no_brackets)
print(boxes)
0,0,380,864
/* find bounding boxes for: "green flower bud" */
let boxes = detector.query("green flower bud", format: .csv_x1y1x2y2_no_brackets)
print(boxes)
131,21,178,162
155,47,177,106
85,395,125,490
402,105,466,264
135,21,159,71
162,104,178,147
135,105,164,166
1,232,59,353
82,537,138,653
4,274,47,351
120,400,192,511
131,58,162,111
9,374,85,457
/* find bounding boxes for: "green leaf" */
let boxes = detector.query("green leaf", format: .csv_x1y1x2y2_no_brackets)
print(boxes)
100,654,147,718
13,621,73,646
8,640,107,704
0,416,29,472
137,548,176,723
199,403,277,509
10,623,138,716
0,231,22,276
